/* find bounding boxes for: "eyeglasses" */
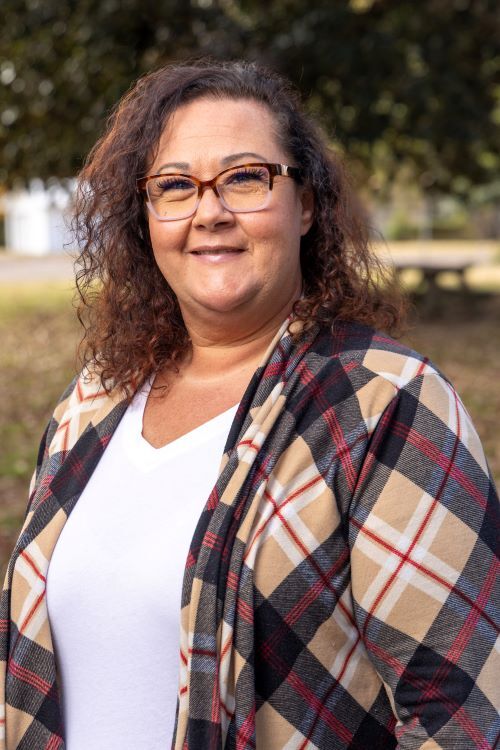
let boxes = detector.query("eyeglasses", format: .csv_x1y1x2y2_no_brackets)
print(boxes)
136,162,301,221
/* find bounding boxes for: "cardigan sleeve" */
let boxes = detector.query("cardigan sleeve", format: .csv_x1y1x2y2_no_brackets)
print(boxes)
348,371,499,749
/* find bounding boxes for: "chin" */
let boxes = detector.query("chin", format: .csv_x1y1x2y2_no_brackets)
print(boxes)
192,287,259,315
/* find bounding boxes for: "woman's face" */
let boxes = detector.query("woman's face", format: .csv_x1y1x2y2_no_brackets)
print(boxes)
146,96,314,327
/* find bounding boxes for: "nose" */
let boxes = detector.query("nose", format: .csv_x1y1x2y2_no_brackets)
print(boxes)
191,185,234,229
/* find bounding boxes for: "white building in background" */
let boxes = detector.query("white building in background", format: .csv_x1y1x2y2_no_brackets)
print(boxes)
3,179,78,256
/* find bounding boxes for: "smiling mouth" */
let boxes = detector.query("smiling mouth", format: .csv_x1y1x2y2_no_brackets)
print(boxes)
190,246,245,255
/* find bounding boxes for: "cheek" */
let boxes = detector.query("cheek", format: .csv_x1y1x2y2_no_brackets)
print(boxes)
247,224,302,294
148,220,188,261
244,203,299,244
247,206,302,265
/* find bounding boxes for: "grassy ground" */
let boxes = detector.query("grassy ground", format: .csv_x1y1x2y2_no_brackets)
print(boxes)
1,275,499,578
403,291,500,484
0,283,80,576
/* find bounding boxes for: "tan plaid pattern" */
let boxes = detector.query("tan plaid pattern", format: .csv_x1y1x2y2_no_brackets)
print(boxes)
1,319,499,749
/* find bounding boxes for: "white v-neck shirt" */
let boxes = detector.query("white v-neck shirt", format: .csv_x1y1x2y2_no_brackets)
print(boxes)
46,381,238,750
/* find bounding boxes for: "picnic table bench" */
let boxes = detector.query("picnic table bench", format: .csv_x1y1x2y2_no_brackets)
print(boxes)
380,249,494,291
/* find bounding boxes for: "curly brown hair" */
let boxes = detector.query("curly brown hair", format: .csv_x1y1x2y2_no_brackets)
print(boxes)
74,59,405,396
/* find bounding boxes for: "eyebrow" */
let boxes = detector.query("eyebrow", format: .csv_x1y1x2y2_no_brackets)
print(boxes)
220,152,268,167
156,152,268,173
156,161,190,172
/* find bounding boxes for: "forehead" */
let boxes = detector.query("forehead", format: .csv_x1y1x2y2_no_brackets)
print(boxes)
152,97,286,172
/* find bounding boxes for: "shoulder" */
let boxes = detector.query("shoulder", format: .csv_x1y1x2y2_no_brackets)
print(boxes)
299,320,468,438
45,367,127,458
26,368,128,516
313,321,492,476
308,319,446,390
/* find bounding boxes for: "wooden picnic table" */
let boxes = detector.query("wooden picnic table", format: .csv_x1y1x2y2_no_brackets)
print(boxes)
380,249,494,291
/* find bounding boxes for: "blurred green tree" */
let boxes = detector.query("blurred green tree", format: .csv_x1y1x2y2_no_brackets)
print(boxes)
1,0,498,195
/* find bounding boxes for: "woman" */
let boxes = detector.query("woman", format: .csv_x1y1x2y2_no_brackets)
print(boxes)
1,60,498,750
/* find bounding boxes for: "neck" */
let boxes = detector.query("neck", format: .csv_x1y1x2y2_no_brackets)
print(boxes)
178,283,301,383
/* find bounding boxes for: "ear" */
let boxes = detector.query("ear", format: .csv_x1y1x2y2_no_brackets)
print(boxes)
299,186,315,236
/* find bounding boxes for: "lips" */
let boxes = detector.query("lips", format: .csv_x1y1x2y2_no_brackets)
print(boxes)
189,246,245,255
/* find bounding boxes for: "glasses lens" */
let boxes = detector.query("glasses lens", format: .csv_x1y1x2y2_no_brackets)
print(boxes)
218,166,270,211
147,175,198,219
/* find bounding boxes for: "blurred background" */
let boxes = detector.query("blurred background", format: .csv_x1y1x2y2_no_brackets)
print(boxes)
1,0,499,573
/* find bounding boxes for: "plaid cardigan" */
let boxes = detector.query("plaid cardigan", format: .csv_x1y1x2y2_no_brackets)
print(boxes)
1,318,499,749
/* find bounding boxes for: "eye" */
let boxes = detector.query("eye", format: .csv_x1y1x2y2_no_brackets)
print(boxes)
155,176,195,192
224,167,269,186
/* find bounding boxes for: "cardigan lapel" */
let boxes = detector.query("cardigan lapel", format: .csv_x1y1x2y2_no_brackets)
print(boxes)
1,373,128,750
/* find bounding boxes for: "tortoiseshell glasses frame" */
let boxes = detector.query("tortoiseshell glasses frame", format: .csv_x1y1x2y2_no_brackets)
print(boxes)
136,162,302,221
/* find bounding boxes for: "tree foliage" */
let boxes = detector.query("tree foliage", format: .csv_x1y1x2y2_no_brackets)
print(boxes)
1,0,498,195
